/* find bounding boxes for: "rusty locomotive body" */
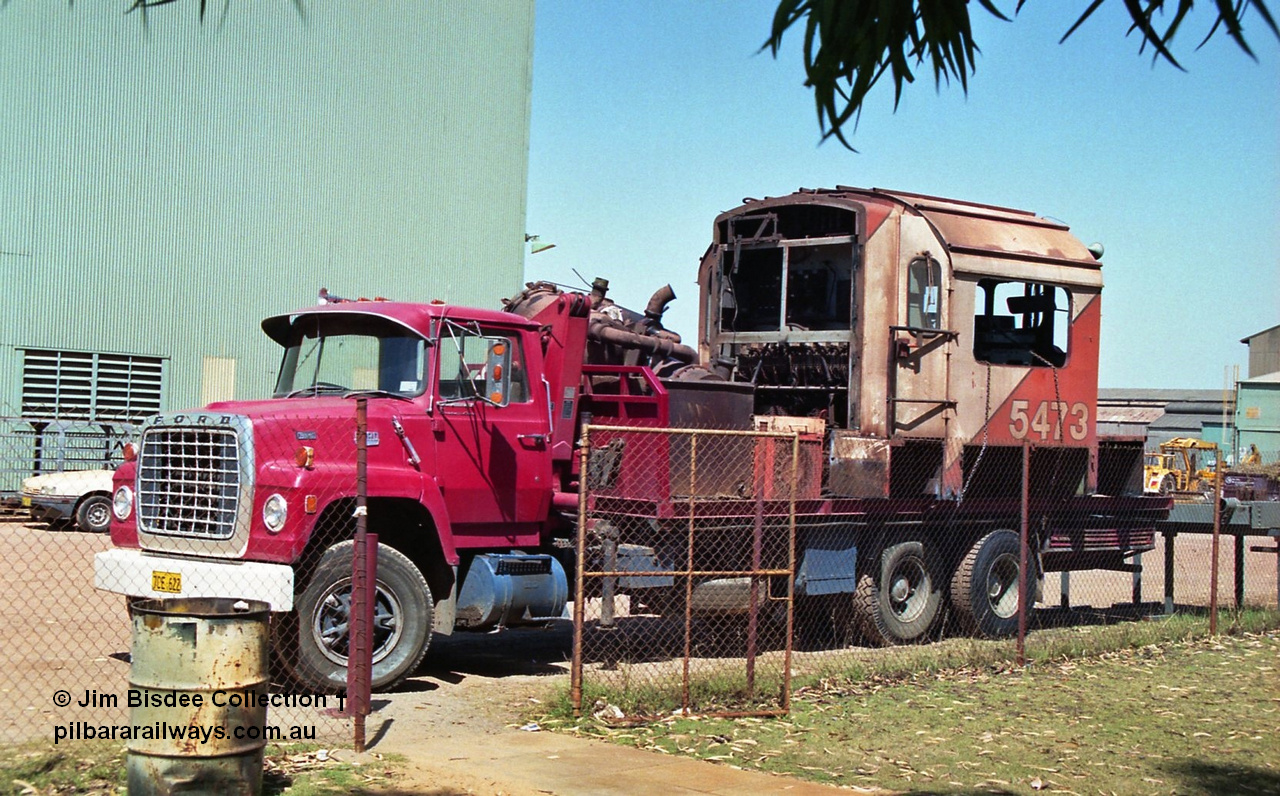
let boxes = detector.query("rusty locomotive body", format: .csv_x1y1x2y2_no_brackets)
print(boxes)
581,187,1166,643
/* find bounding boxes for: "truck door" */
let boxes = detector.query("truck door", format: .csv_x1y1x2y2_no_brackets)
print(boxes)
433,323,552,544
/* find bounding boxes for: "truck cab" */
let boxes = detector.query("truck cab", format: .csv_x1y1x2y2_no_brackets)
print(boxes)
95,299,572,692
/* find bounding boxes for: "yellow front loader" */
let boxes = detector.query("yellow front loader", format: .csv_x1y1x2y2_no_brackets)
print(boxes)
1143,437,1220,496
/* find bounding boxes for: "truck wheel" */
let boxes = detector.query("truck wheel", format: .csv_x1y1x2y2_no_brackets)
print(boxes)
853,541,942,645
950,530,1032,638
289,541,433,693
75,494,112,533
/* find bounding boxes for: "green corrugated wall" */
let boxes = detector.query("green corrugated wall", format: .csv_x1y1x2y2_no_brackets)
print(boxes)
0,1,534,414
1236,381,1280,461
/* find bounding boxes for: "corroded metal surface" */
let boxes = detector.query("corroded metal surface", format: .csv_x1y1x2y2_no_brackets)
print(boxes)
126,597,270,796
697,185,1109,499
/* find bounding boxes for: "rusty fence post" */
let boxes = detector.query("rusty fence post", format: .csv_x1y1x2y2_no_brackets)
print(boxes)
349,398,373,751
682,432,698,715
745,436,766,698
782,433,798,713
1209,457,1223,636
1017,442,1030,667
570,426,590,717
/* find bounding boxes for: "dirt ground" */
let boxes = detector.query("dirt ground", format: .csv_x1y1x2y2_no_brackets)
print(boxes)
0,519,575,748
1047,532,1279,610
2,517,1276,750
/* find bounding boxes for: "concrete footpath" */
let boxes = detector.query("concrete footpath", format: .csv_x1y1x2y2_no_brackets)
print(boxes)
375,728,870,795
350,628,871,795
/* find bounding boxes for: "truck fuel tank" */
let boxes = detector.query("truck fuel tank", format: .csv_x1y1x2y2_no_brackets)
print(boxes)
454,553,568,630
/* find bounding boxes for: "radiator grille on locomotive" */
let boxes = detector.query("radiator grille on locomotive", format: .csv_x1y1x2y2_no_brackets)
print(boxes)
138,426,243,539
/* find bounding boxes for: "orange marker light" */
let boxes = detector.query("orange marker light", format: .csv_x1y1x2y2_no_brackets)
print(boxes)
304,495,318,514
122,443,138,462
294,446,315,469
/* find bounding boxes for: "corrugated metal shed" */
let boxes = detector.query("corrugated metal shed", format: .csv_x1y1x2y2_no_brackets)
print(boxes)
1237,374,1280,458
1241,323,1280,379
0,2,535,416
1097,407,1165,425
1098,389,1234,450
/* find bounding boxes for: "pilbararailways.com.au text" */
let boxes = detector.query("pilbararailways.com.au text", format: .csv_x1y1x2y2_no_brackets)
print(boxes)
50,689,341,744
54,720,317,744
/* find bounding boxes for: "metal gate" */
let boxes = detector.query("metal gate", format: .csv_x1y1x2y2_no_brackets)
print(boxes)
571,426,802,719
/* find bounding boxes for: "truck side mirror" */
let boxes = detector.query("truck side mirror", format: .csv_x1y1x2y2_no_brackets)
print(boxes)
482,338,513,407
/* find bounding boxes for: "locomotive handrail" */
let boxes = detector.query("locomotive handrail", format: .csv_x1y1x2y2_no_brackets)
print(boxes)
889,324,959,340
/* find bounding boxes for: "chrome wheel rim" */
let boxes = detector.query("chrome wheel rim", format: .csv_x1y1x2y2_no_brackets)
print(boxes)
887,557,930,623
986,553,1021,619
311,579,402,666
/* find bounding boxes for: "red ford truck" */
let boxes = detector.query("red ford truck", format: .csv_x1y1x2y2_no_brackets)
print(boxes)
95,187,1170,692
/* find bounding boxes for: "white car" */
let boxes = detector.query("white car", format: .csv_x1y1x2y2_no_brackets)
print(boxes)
20,469,115,533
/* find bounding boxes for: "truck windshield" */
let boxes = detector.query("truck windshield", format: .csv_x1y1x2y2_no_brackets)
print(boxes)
272,314,429,399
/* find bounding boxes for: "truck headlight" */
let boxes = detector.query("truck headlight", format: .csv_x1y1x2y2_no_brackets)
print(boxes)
112,486,133,521
263,493,287,533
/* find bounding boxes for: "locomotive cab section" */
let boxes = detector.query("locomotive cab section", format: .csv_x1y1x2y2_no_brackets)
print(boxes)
697,187,1145,644
698,187,1106,498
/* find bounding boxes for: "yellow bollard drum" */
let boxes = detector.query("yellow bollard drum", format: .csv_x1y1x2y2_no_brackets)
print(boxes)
126,597,271,796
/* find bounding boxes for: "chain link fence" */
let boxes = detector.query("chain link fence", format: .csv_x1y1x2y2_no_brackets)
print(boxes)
572,426,807,719
572,426,1280,718
3,401,1278,739
1,404,371,745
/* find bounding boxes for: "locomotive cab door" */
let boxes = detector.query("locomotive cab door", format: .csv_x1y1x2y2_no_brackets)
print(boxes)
890,253,956,439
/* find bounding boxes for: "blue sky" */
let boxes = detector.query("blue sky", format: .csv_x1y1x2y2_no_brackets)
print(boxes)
524,1,1279,389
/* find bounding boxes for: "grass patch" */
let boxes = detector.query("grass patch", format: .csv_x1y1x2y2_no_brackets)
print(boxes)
561,608,1280,718
787,607,1280,689
543,611,1280,794
568,665,789,720
0,740,123,794
0,741,407,795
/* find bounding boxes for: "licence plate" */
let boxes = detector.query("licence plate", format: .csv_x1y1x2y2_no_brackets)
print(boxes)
151,571,182,593
20,497,30,507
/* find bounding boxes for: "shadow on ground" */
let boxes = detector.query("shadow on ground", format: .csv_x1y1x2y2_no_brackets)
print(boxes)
412,621,574,680
1160,758,1280,796
266,770,477,796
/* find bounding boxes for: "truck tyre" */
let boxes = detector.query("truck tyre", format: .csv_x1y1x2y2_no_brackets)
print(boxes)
75,494,112,533
289,541,433,693
853,541,942,645
950,530,1033,638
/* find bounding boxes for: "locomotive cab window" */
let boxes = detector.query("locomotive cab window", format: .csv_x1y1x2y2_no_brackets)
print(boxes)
785,243,853,331
907,256,942,330
720,248,782,332
973,279,1070,367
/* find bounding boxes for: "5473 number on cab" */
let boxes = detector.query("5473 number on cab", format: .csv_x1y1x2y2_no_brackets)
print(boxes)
1008,400,1088,442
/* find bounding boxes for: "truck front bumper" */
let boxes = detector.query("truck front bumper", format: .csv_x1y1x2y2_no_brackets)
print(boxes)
94,548,295,611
